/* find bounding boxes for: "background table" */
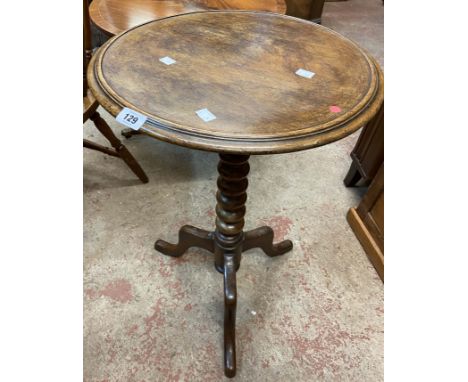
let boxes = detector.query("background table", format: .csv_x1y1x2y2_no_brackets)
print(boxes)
90,0,286,36
88,10,383,377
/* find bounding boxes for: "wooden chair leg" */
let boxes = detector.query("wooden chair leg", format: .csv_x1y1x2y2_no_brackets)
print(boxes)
117,145,149,183
89,111,149,183
83,139,119,157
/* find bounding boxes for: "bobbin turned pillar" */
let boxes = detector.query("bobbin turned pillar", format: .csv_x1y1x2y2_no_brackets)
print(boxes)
213,154,249,377
153,153,293,378
213,154,249,272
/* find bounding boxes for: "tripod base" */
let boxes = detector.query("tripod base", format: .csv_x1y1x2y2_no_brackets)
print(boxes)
155,154,293,377
155,225,292,271
155,225,292,377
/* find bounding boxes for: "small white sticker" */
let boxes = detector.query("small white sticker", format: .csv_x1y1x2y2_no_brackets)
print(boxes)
115,107,148,130
196,108,216,122
295,68,315,79
159,56,176,65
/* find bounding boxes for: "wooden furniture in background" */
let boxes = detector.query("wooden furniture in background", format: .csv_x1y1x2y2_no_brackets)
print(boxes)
88,11,383,377
347,163,384,281
344,101,384,280
285,0,348,24
89,0,287,36
344,103,384,187
286,0,325,23
83,0,148,183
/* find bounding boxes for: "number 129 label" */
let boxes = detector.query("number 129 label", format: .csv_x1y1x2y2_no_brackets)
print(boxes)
116,107,148,130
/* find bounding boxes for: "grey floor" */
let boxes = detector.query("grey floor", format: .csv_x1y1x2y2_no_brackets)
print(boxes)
84,1,384,380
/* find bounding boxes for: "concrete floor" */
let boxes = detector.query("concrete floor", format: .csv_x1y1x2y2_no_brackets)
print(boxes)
84,1,384,381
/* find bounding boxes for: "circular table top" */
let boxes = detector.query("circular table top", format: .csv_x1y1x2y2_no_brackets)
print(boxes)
89,0,287,36
88,11,384,154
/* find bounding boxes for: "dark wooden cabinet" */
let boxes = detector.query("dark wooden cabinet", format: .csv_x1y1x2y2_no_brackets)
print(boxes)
345,103,384,281
347,163,384,281
286,0,325,23
344,103,384,187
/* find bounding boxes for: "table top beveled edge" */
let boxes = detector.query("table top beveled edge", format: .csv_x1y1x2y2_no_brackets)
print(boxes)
88,11,384,155
94,11,380,142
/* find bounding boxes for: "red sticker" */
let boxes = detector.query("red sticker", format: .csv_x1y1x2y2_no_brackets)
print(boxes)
329,105,342,113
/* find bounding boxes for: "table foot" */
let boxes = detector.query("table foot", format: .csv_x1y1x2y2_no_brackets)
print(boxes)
223,254,237,378
121,128,142,138
154,225,214,257
243,226,293,256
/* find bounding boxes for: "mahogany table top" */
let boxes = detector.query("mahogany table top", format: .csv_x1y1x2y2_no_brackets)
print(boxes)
88,11,383,154
89,0,287,36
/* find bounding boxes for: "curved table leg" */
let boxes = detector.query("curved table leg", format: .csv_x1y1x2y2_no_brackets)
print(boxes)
155,225,214,257
223,254,237,378
243,226,293,257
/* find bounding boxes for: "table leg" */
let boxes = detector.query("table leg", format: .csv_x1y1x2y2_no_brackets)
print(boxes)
155,225,214,256
223,253,237,377
154,153,293,378
121,128,142,138
243,226,293,256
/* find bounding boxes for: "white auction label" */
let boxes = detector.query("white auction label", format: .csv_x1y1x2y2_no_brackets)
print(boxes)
115,107,148,130
159,56,176,65
295,68,315,79
196,108,217,122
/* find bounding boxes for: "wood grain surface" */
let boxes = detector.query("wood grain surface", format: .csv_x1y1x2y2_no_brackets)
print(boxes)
90,0,287,36
88,11,383,154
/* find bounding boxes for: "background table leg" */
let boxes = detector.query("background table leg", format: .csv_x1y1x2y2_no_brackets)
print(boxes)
121,128,142,138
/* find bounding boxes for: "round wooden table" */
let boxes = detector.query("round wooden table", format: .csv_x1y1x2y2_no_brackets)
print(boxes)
89,0,286,36
88,11,383,378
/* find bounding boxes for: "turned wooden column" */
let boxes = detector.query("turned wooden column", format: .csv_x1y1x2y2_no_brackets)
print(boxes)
213,154,249,377
214,154,250,271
